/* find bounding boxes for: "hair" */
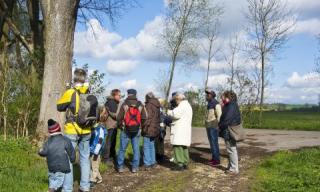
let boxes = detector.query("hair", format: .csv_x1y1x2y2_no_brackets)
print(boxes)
146,92,155,99
111,89,121,96
73,68,87,83
175,92,186,100
222,90,238,102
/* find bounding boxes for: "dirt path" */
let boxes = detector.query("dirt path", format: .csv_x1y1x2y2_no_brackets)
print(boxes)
93,129,320,192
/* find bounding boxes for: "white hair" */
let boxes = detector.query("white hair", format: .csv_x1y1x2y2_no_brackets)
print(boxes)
175,92,186,100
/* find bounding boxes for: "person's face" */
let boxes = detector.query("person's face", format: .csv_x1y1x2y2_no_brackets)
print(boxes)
114,92,121,102
221,95,230,105
206,93,212,101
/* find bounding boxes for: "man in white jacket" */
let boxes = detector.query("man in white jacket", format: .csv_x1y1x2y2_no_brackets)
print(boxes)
167,92,193,171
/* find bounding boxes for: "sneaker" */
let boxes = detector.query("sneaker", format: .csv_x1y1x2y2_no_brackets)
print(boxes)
118,167,125,173
97,179,103,184
90,182,96,189
132,168,138,173
225,169,239,175
208,160,221,167
151,163,160,169
143,166,152,171
183,165,188,170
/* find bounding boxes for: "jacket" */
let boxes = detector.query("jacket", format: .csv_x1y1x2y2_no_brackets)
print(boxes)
117,95,147,130
142,97,161,138
90,124,107,155
39,133,76,173
103,96,120,129
167,100,193,147
205,99,222,128
56,85,91,135
218,101,241,131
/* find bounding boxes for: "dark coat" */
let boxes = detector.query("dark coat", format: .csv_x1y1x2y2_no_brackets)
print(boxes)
103,96,120,129
117,95,147,130
39,134,75,173
219,101,241,131
142,98,161,138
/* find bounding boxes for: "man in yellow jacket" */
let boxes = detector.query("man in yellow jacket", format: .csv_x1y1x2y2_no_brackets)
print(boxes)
57,68,91,192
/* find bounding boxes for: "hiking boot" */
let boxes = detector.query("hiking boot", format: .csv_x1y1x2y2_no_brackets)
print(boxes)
118,167,125,173
132,168,138,173
143,166,152,171
183,165,188,170
90,182,96,189
208,160,221,167
151,163,160,169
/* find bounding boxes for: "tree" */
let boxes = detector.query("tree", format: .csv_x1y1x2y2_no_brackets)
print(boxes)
200,1,223,89
37,0,138,138
162,0,205,103
245,0,295,111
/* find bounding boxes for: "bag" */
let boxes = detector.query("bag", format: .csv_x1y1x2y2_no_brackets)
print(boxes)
90,124,107,155
76,93,98,128
228,124,246,142
124,104,142,133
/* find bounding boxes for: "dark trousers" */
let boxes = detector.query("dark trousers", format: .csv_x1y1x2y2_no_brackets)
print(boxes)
103,128,118,161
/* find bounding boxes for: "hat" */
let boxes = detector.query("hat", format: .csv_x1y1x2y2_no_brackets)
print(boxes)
171,92,178,98
205,89,216,98
48,119,61,134
127,89,137,96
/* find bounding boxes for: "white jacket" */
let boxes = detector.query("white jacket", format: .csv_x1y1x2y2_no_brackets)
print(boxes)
167,100,193,147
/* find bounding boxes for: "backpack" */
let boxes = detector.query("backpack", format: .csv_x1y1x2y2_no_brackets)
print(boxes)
123,103,142,133
75,91,99,128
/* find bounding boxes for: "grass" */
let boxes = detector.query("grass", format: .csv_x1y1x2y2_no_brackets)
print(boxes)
0,137,48,192
251,148,320,192
244,111,320,131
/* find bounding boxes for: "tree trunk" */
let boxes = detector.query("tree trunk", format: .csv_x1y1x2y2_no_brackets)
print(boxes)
260,53,265,110
165,52,178,104
205,39,213,89
37,0,79,139
27,0,45,77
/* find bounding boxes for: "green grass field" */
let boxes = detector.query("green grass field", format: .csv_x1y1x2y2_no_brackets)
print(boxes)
251,148,320,192
244,111,320,131
0,138,48,192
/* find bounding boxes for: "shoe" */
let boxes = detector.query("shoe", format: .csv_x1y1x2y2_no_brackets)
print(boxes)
208,160,221,167
171,165,185,171
151,163,160,169
183,165,188,170
118,167,125,173
143,165,152,171
225,169,239,175
97,179,103,184
132,168,138,173
90,182,96,189
79,189,90,192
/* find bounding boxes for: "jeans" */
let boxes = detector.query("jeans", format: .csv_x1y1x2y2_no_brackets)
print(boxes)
63,134,91,192
48,172,65,190
206,128,220,161
103,128,118,161
225,138,239,173
117,130,140,170
143,137,156,166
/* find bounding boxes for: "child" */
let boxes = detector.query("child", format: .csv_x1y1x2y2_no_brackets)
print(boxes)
89,123,107,188
39,119,75,192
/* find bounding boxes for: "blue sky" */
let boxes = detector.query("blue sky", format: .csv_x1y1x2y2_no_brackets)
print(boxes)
74,0,320,104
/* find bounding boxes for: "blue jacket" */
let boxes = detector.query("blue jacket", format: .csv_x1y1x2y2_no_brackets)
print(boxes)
90,124,107,155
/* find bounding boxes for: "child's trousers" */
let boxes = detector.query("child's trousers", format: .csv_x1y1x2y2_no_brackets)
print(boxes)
90,155,102,183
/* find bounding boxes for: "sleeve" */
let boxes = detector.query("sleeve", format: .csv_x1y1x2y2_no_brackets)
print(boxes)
65,138,76,163
38,141,49,157
93,128,104,155
141,104,148,125
219,105,233,129
215,104,222,122
57,89,74,112
116,103,125,126
167,104,184,120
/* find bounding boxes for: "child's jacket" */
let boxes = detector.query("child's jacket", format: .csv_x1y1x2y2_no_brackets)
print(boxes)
39,133,76,173
90,124,107,155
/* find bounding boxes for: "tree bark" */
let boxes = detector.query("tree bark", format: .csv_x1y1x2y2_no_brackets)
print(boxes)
37,0,80,139
205,39,213,89
165,52,177,105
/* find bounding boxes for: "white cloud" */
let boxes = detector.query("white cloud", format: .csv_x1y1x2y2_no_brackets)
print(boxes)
294,19,320,35
106,60,138,75
120,79,137,89
286,72,320,88
207,74,229,88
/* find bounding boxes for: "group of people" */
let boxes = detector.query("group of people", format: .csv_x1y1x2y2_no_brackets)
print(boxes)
39,68,242,192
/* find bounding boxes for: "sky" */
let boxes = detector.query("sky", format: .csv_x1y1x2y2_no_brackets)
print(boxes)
73,0,320,104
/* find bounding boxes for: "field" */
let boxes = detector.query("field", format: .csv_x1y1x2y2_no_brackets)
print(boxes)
244,111,320,131
251,148,320,192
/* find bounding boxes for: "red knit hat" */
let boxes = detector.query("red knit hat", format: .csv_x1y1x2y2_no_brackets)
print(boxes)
48,119,61,134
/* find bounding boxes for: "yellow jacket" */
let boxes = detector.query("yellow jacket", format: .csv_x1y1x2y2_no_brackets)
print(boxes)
57,84,91,135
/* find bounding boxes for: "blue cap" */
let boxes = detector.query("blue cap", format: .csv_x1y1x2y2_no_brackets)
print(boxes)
127,89,137,95
172,92,178,97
